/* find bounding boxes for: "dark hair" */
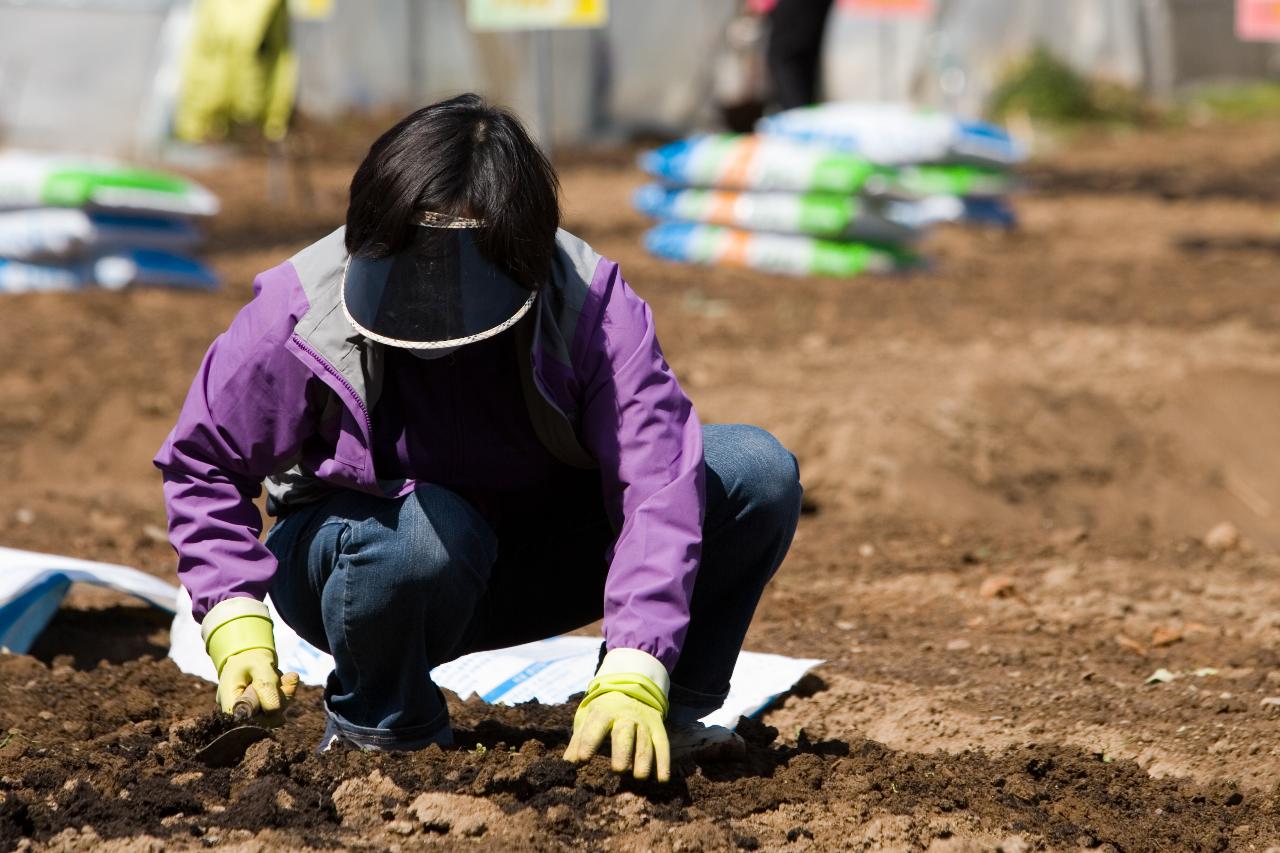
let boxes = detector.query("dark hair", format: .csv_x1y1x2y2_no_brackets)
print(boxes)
345,93,561,290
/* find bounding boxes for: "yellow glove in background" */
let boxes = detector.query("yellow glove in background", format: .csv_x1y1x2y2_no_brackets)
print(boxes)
563,648,672,782
202,598,296,719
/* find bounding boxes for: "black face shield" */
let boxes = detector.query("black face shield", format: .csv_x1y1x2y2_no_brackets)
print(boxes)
341,218,535,349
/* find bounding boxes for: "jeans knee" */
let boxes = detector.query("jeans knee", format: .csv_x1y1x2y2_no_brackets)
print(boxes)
708,424,802,521
338,485,496,603
404,485,497,579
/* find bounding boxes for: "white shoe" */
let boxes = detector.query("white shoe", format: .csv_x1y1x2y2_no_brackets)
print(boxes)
667,721,746,763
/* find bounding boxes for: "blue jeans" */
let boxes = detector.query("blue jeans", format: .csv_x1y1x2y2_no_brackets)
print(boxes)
265,424,802,749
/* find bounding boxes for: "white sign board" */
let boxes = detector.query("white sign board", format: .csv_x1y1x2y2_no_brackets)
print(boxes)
467,0,607,31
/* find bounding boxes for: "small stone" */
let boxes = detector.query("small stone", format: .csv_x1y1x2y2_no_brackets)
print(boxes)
945,639,972,652
1259,696,1280,708
13,508,34,526
979,576,1017,599
409,792,504,838
858,543,875,558
1204,521,1240,552
545,804,573,826
332,770,407,828
171,772,203,786
37,711,53,721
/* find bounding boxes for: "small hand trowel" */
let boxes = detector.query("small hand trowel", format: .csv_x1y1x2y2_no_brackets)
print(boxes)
195,673,299,768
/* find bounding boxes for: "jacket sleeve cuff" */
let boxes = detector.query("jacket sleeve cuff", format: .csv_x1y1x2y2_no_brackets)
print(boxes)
597,647,670,697
200,597,272,643
201,597,275,676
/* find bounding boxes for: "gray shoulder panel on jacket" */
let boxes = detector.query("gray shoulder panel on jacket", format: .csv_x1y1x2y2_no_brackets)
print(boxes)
553,228,602,289
286,226,371,406
545,229,603,363
289,226,348,298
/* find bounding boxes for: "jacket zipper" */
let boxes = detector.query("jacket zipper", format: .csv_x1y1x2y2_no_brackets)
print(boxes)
289,334,373,440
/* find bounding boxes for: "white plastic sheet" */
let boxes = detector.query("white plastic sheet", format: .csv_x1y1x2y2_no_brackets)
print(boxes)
431,637,823,729
0,546,179,654
169,586,822,729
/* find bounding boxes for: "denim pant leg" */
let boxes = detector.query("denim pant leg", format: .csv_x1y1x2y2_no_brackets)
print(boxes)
267,484,498,749
666,424,803,723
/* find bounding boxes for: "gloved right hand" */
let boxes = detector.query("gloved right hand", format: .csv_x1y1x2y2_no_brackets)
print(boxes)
202,598,295,722
563,648,672,782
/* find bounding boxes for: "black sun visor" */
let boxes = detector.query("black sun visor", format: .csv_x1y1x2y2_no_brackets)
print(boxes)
342,220,535,349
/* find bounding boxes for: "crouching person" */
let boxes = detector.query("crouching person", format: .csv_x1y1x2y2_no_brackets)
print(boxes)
154,94,802,782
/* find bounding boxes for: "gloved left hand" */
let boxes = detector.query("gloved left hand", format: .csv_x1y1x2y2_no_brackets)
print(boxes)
563,648,671,782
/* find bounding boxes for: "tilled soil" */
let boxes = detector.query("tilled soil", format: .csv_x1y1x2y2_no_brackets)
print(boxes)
2,653,1276,851
3,119,1280,850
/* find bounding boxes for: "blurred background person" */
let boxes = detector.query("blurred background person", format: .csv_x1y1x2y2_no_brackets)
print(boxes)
761,0,837,110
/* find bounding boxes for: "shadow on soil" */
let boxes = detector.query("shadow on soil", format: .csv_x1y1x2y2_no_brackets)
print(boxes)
27,605,171,670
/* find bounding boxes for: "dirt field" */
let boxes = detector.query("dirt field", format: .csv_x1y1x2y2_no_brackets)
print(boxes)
2,117,1280,850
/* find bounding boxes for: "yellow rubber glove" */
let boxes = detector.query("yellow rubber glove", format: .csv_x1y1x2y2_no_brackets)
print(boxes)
202,598,296,720
563,648,671,782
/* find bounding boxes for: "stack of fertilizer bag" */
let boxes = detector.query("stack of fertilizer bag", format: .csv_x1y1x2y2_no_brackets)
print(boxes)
0,152,220,294
636,102,1024,278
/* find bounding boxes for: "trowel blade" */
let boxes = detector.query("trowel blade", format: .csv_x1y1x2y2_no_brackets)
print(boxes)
194,725,271,768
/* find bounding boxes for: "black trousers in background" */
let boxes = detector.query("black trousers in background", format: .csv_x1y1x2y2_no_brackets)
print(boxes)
767,0,837,110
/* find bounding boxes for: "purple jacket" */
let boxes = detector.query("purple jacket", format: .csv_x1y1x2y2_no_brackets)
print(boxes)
155,227,705,671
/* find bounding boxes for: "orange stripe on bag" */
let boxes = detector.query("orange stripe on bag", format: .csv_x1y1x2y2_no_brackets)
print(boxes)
719,138,759,190
707,190,738,227
720,228,752,267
